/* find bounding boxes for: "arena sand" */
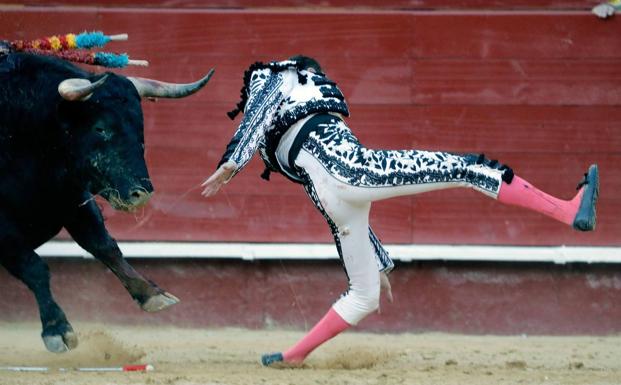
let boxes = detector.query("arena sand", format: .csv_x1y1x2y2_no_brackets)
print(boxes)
0,322,619,385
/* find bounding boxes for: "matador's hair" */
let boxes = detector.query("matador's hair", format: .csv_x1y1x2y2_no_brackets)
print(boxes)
288,55,323,73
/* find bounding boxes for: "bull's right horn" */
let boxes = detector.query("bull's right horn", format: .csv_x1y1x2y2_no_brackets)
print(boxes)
128,68,215,99
58,75,108,101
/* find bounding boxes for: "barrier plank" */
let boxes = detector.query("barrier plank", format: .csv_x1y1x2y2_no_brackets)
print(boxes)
17,1,602,10
1,8,617,247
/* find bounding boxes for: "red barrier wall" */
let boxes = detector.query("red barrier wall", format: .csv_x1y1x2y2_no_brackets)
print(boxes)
15,1,606,10
1,4,620,334
2,258,621,335
1,6,618,247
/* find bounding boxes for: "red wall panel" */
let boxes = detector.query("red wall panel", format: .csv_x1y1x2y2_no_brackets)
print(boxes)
0,7,618,246
17,1,603,10
2,259,621,334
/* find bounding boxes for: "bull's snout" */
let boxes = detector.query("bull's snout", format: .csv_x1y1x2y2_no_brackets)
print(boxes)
127,186,152,208
101,178,154,211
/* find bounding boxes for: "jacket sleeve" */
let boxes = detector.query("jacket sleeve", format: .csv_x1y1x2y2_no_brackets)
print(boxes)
217,71,287,178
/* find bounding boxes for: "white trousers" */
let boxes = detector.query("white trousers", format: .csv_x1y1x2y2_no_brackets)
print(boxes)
293,117,507,325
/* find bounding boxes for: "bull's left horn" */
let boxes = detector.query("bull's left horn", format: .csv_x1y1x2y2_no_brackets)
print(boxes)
58,75,108,101
128,68,215,99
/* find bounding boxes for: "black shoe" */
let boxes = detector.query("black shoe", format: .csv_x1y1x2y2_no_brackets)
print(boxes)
572,164,599,231
261,352,284,367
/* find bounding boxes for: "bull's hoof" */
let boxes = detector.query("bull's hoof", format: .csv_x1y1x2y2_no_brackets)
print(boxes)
141,291,180,312
42,330,78,353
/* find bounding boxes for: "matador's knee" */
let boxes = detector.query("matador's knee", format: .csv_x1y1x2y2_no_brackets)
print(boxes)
465,153,514,184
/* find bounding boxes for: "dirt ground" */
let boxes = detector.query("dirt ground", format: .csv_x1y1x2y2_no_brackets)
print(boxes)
0,322,619,385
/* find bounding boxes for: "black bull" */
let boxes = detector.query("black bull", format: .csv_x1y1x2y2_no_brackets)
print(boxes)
0,53,213,352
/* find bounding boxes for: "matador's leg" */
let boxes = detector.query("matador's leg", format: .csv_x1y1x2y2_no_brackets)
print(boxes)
262,165,381,366
300,117,598,231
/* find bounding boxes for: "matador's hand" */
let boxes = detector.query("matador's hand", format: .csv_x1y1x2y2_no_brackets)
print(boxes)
201,161,237,197
377,271,394,314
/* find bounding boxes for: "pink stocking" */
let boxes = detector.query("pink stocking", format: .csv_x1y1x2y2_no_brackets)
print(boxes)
497,175,583,225
283,307,350,363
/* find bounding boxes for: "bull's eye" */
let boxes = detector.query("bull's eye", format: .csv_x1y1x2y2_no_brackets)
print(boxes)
93,125,112,140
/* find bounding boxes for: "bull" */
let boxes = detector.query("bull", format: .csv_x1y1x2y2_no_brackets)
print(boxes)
0,51,213,352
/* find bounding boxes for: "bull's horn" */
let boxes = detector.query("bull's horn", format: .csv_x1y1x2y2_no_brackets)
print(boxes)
58,75,108,101
128,68,215,99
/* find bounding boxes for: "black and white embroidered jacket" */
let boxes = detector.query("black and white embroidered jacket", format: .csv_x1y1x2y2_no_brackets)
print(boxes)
217,60,394,274
217,60,349,179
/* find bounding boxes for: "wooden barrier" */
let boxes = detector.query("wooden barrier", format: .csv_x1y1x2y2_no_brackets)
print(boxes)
1,258,621,334
0,7,618,247
17,1,604,9
1,3,620,334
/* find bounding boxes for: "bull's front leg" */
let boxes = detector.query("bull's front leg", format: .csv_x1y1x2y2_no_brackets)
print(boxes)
0,226,77,352
64,199,179,312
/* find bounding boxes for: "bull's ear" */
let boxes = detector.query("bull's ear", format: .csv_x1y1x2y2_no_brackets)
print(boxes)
58,75,108,101
128,68,214,99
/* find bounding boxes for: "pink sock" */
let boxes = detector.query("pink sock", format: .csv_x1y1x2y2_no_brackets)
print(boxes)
283,307,350,363
497,175,583,225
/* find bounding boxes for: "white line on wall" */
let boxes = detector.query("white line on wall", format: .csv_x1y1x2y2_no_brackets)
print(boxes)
35,241,621,264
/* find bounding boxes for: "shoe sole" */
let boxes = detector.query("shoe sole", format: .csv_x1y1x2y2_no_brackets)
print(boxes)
572,164,599,231
261,352,304,369
261,352,284,367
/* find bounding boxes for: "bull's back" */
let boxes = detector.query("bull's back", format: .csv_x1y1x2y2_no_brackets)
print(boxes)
0,54,79,247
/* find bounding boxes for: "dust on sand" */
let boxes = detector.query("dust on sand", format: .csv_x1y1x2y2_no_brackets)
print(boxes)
0,322,620,385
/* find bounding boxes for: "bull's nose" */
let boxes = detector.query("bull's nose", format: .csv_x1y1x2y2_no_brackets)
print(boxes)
128,187,152,207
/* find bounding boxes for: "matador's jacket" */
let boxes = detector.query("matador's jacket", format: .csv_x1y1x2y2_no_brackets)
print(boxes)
217,59,394,273
218,60,349,180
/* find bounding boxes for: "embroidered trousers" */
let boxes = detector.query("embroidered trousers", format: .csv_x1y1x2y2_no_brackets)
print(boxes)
293,117,507,324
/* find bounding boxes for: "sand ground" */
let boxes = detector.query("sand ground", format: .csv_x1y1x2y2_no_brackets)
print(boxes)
0,322,619,385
